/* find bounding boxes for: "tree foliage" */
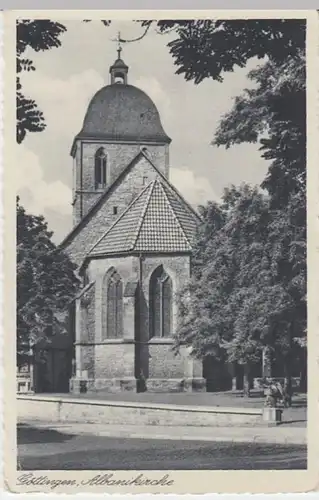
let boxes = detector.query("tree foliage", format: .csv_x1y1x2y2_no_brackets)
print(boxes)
17,198,79,365
16,20,67,143
175,185,306,388
155,19,308,394
140,19,305,83
213,52,306,208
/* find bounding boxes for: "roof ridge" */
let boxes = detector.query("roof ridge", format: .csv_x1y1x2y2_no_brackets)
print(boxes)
140,150,201,222
87,181,153,256
157,181,192,251
131,180,156,251
60,150,146,248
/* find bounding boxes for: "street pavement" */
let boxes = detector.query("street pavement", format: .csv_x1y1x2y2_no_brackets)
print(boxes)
17,424,307,471
17,391,307,471
18,420,307,444
18,426,307,470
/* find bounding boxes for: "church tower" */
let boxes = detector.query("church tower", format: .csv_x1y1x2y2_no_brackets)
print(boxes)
62,40,205,396
70,47,171,226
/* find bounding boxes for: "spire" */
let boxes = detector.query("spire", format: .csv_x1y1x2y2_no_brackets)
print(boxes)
110,31,129,85
116,31,122,59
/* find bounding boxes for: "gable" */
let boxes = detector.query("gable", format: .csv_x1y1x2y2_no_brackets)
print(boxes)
61,154,165,267
88,179,198,257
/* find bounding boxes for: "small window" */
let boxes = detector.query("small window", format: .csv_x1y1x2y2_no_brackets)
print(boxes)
142,176,148,186
113,206,118,215
114,72,125,84
95,148,107,189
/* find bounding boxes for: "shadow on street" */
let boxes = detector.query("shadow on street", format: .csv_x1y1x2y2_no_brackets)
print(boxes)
17,423,75,445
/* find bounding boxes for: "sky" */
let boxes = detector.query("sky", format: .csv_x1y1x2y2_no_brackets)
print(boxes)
17,20,270,243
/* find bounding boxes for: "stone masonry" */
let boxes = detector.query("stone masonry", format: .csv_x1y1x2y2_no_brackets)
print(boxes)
64,53,205,394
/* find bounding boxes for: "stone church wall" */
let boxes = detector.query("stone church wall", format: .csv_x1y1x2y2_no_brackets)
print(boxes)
95,343,135,379
80,285,95,343
147,342,186,378
89,256,137,342
64,156,166,267
71,253,205,393
72,141,169,223
137,254,202,389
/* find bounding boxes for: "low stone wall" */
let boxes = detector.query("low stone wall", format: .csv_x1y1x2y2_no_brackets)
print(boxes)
17,395,263,427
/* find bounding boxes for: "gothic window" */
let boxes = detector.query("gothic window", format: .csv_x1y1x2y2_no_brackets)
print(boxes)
103,270,123,339
95,147,107,189
149,266,172,338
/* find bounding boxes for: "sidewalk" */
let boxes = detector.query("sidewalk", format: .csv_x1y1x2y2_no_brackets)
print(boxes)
18,420,307,445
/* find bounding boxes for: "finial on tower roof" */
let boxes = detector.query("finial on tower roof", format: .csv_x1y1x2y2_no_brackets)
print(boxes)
116,31,122,59
110,32,129,84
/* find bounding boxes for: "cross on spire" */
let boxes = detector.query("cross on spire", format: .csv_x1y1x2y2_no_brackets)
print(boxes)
109,32,129,84
116,31,122,59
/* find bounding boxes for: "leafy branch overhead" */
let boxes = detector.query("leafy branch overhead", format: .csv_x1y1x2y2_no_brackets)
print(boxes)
140,19,305,82
214,52,306,208
16,20,67,143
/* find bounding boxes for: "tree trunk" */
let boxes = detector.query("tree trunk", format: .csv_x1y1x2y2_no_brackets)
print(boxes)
283,357,293,407
262,346,272,378
299,347,307,393
230,362,237,391
243,363,251,398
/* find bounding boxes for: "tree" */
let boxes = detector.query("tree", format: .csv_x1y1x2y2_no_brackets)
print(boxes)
16,20,67,143
265,190,306,400
176,186,270,394
175,184,306,400
209,29,306,399
213,52,306,208
140,19,305,82
17,198,80,366
136,20,306,201
152,19,307,400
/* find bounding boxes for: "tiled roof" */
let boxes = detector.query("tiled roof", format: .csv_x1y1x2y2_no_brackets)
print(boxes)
88,179,198,256
61,149,200,250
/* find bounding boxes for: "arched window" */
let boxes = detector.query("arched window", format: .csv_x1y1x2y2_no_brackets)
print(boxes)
149,266,172,338
95,148,107,189
104,270,123,339
114,72,125,84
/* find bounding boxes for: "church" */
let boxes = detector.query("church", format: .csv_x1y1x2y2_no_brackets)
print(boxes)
60,50,206,394
21,49,306,396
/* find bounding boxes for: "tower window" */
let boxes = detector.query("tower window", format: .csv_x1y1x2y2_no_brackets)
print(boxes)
95,147,107,189
142,176,148,186
114,72,125,84
113,206,118,215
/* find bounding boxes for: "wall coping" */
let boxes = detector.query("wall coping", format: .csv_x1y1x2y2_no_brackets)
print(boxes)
17,395,263,416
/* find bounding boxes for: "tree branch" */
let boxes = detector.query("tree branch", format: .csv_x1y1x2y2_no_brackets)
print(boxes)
119,24,151,43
